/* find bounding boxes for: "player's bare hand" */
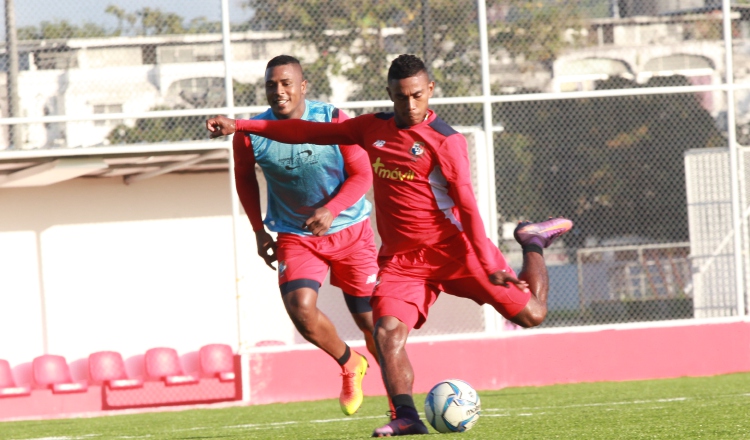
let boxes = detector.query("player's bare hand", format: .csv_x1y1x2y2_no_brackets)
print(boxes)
206,115,237,138
303,207,334,236
489,270,529,290
255,229,277,270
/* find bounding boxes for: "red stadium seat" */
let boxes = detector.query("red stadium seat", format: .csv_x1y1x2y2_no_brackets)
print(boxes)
88,351,143,390
0,359,31,397
144,348,199,385
199,344,235,382
32,354,88,393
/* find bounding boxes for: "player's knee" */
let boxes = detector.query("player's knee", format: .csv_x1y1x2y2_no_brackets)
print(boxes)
374,317,407,351
525,308,547,327
285,300,319,334
284,289,317,315
512,303,547,328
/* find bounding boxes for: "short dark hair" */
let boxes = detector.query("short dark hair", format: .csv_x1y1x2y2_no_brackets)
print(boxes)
266,55,302,71
387,54,428,81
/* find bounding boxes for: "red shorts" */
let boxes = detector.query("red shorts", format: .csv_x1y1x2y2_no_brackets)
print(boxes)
371,232,531,330
276,218,378,297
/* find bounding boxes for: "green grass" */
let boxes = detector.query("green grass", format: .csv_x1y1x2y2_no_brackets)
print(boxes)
4,372,750,439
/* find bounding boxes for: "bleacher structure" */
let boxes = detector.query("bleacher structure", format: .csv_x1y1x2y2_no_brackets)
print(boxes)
0,344,241,419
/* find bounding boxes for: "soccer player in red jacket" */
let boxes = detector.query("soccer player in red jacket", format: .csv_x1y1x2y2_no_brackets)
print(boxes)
208,54,572,437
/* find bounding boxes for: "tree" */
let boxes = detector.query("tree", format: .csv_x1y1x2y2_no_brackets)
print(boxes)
19,6,221,41
494,75,724,246
245,0,403,102
104,5,136,36
244,0,483,122
489,0,585,72
243,0,587,126
137,8,186,35
18,20,108,40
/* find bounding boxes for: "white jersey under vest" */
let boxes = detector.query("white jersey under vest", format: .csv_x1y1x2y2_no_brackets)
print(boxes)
248,100,371,235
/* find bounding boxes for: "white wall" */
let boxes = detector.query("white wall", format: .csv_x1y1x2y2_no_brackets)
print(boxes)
0,171,291,381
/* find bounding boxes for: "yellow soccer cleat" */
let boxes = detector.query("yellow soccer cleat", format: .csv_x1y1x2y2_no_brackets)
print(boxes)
340,354,368,415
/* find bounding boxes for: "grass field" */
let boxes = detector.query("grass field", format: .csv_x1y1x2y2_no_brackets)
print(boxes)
4,372,750,439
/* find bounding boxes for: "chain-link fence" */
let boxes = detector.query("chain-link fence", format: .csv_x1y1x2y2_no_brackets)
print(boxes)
2,0,749,344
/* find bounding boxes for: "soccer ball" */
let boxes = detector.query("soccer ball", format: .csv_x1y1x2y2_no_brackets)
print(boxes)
424,379,481,433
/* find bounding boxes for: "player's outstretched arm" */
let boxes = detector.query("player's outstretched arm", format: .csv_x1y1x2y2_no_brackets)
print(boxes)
207,115,361,146
207,115,236,138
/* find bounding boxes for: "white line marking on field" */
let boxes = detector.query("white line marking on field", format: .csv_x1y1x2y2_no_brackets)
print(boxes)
483,396,688,413
20,437,101,440
311,415,385,423
226,421,299,429
18,438,72,440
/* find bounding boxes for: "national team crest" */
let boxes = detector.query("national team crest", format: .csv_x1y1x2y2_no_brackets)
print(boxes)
373,140,386,148
410,142,425,159
278,261,287,277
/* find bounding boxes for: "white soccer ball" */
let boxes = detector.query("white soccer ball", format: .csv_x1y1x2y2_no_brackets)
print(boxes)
424,379,481,433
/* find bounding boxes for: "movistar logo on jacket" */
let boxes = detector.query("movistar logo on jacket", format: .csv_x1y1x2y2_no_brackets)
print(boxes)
372,157,416,181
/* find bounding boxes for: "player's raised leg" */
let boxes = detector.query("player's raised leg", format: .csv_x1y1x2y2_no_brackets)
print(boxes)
283,286,368,415
509,217,573,328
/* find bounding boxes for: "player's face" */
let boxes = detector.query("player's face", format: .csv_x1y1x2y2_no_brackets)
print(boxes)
386,72,434,128
265,63,307,120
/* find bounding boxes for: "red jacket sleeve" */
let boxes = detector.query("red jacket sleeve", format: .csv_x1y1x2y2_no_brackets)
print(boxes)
449,183,500,275
232,132,265,231
235,117,362,147
323,109,372,218
438,135,500,276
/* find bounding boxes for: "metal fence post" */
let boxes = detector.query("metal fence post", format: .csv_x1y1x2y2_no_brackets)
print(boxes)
722,0,746,316
476,0,504,334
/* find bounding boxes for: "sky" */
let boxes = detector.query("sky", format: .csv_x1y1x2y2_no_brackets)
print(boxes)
2,0,253,35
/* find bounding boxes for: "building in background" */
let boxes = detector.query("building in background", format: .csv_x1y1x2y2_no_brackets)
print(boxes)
0,31,312,149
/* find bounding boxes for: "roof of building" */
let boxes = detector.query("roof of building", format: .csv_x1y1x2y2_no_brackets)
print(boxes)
0,140,231,187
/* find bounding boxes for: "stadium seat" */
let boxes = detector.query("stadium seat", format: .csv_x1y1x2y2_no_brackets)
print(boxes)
144,347,199,385
32,354,88,393
0,359,31,397
199,344,235,382
88,351,143,390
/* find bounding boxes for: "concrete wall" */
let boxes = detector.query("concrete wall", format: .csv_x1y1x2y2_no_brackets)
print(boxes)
0,171,291,383
249,319,750,405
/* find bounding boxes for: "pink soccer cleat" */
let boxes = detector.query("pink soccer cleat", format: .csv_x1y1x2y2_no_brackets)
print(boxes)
513,217,573,249
372,417,429,437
